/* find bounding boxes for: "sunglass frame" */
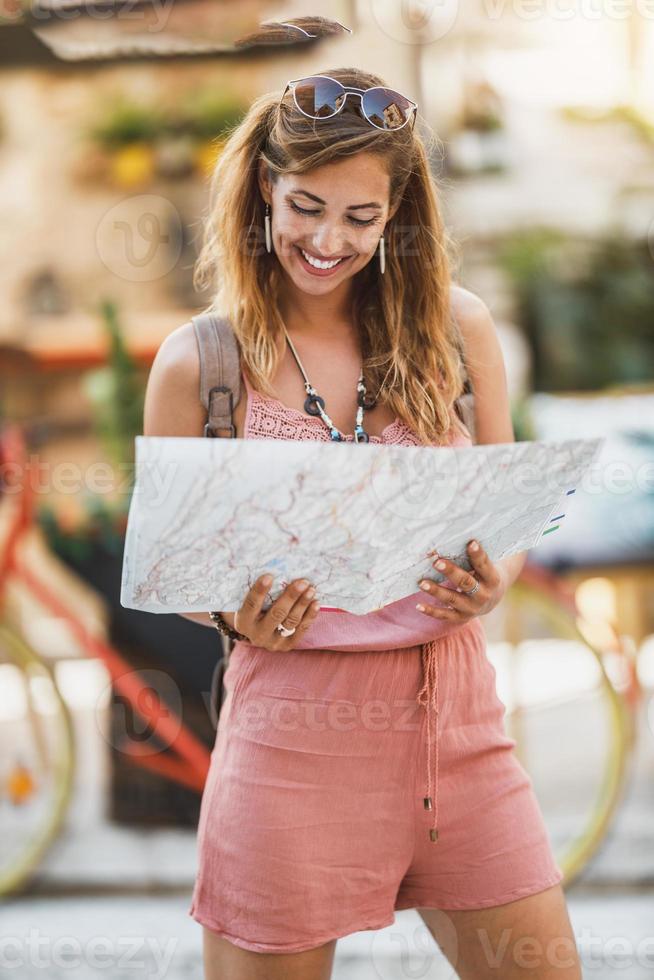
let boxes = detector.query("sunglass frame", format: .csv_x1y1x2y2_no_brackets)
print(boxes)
284,74,418,132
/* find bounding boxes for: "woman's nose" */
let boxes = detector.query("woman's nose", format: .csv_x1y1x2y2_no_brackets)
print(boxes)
312,224,348,257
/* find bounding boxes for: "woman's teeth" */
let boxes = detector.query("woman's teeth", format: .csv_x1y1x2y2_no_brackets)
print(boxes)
300,248,345,270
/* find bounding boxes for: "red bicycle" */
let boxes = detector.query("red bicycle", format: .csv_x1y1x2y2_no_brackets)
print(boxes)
0,424,211,896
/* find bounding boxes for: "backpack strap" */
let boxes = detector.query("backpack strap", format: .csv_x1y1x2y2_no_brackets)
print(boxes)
191,312,241,724
191,312,242,438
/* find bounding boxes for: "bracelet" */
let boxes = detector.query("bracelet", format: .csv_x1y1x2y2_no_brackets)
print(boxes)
209,611,248,642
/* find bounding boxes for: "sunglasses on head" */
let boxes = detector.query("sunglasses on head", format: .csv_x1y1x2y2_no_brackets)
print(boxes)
283,74,418,132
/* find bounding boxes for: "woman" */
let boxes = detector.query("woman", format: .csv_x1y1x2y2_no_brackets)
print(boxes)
144,69,581,980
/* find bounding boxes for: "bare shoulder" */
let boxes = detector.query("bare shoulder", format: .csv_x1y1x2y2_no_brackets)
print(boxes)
449,282,503,370
449,283,513,444
450,283,494,338
143,321,205,437
150,320,199,387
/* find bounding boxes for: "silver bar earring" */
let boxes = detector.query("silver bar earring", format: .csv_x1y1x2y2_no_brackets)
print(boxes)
379,234,386,275
265,203,272,254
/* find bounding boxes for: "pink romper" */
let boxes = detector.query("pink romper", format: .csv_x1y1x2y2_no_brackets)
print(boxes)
188,373,564,953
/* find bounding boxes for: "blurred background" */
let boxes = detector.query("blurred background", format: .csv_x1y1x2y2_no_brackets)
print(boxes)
1,1,653,977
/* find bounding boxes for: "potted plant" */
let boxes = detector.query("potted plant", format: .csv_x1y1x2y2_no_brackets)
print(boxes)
78,92,246,186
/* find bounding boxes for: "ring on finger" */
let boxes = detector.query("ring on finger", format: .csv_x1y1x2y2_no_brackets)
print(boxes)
276,622,296,637
462,578,480,596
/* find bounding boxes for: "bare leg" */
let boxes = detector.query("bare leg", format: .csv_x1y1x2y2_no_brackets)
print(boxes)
202,927,338,980
418,883,581,979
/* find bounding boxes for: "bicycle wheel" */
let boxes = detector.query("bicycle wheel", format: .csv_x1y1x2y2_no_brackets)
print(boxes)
482,574,634,887
0,623,75,896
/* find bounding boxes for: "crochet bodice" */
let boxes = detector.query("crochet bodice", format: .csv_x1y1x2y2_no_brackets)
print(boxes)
242,371,464,447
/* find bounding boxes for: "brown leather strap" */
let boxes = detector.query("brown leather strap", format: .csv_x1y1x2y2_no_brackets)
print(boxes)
191,312,242,438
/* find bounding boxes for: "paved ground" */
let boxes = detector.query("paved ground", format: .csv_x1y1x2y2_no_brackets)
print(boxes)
3,890,654,979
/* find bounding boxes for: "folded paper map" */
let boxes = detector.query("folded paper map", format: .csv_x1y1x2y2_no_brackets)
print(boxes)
120,435,604,615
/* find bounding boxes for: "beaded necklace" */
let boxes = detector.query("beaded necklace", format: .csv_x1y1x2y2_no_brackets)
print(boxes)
282,323,377,443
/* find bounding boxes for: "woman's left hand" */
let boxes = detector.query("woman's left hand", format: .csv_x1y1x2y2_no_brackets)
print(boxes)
416,539,506,623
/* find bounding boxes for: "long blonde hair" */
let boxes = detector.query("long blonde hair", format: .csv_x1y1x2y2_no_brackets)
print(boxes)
193,66,467,445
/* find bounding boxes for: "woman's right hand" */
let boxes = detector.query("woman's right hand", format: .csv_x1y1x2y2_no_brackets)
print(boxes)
234,575,321,651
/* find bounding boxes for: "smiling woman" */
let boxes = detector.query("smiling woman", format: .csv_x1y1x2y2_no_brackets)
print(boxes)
190,67,466,449
141,65,582,980
265,156,391,285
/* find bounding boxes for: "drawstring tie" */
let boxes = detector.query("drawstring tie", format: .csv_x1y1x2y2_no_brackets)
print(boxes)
417,639,440,842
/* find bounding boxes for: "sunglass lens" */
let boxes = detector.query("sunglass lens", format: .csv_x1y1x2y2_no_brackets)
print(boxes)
294,76,344,118
362,88,414,130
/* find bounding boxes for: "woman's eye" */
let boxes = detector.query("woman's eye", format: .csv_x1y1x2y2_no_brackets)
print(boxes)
290,202,320,217
290,201,377,227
